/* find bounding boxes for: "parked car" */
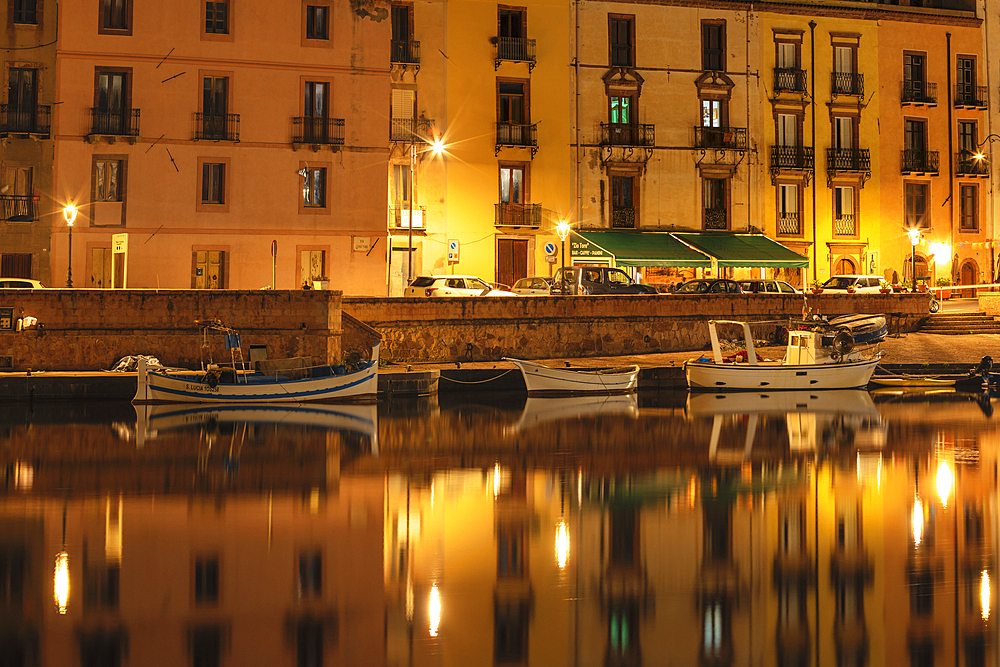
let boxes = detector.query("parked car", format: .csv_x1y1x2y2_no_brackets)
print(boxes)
673,279,744,294
0,279,45,288
550,266,658,295
738,279,801,294
820,275,887,294
404,275,516,297
511,276,552,295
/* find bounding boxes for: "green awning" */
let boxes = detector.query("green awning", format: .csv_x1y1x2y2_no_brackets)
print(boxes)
572,230,711,268
673,233,810,268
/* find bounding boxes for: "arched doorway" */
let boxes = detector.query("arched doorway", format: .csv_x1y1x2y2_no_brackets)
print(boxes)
835,257,857,274
904,255,929,285
960,260,978,297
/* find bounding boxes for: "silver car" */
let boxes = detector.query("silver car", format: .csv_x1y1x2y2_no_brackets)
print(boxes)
511,276,552,295
404,275,516,297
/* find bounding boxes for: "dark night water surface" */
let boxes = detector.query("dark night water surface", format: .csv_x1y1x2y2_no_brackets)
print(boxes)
0,389,997,666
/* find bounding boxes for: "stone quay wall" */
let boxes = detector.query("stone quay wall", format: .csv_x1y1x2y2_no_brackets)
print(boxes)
344,293,931,363
0,290,343,372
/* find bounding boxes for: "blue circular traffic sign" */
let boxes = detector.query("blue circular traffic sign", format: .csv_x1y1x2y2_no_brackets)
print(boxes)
544,242,557,255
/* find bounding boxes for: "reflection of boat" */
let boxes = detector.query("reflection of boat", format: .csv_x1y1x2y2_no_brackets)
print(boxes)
684,320,882,391
517,394,639,430
133,320,379,404
135,402,378,450
686,389,878,417
504,358,639,395
870,377,956,388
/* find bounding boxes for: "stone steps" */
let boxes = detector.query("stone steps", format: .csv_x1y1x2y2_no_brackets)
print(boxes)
919,313,1000,334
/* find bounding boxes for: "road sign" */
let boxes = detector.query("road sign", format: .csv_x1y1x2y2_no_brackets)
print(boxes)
448,239,459,263
544,242,557,256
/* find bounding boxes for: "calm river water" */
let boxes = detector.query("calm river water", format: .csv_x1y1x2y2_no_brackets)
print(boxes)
0,389,997,666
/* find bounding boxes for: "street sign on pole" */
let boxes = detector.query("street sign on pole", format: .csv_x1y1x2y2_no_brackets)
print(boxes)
448,239,460,263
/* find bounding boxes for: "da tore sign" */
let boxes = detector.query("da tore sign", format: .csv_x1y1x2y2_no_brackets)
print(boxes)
569,238,613,263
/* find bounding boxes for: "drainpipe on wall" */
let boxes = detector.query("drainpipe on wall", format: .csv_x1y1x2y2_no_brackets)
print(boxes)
984,4,996,282
574,0,581,229
946,32,955,282
809,21,817,282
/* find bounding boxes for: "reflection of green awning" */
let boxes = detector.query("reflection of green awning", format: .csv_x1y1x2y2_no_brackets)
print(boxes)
572,230,711,268
674,232,810,268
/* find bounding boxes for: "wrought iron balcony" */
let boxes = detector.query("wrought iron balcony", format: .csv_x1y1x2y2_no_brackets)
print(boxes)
496,122,538,156
901,149,939,174
195,113,240,141
391,205,425,229
834,214,856,236
956,151,989,176
774,68,807,93
1,195,37,222
1,104,51,137
955,85,988,108
704,208,727,230
694,126,747,150
390,118,413,142
832,72,864,97
611,207,635,229
778,212,800,235
293,117,345,146
391,40,420,65
601,123,654,147
495,203,541,228
771,145,814,171
827,148,871,174
495,37,536,70
89,108,140,137
902,80,937,105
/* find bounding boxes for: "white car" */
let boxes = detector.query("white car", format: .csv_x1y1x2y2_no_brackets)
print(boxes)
511,276,552,295
820,275,887,294
0,279,45,288
405,275,517,297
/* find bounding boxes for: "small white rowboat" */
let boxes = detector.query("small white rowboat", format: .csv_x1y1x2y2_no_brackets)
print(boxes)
504,358,640,396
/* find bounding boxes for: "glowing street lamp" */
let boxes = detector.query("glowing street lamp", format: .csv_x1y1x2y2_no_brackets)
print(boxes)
63,204,79,288
556,220,571,294
406,137,447,285
908,227,920,290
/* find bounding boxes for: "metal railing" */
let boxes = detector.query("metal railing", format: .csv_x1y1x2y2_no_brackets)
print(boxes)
956,151,989,176
834,214,856,236
774,68,807,92
89,108,140,136
1,104,50,136
704,208,727,230
778,212,800,235
195,113,240,141
771,145,814,170
495,203,541,227
901,149,939,174
827,148,871,173
496,121,537,148
390,117,413,142
390,205,425,228
832,72,864,97
0,195,36,222
391,40,420,65
902,80,937,104
611,207,635,229
293,117,345,145
495,37,535,64
955,85,988,108
694,126,747,150
601,122,655,147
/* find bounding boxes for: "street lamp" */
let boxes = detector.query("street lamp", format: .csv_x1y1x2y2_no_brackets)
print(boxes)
406,137,446,285
972,133,1000,161
63,204,78,288
556,220,571,294
908,227,920,291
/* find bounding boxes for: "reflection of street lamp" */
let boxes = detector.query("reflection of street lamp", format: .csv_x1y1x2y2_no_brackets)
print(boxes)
63,204,78,288
908,227,920,290
407,138,446,284
556,220,571,294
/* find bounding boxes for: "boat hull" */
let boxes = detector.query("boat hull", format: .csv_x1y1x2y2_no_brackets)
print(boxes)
505,358,639,395
684,357,880,391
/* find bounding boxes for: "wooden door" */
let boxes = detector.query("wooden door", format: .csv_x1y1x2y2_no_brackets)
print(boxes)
91,247,112,288
496,238,528,289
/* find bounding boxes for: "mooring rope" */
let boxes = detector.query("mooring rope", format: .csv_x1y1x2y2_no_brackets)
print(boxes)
438,369,518,384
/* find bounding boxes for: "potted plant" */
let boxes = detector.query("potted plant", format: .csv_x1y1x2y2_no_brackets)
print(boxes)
916,280,928,293
811,279,824,294
879,284,893,294
312,276,330,290
935,277,951,299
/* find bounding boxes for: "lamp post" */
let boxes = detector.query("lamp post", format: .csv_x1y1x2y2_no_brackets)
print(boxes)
406,138,446,286
63,204,78,288
556,220,571,294
908,227,920,291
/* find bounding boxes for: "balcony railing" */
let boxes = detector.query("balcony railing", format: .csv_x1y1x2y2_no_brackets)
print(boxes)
827,148,871,174
704,208,727,230
778,212,800,235
956,151,989,176
495,37,536,68
694,126,748,150
774,68,807,93
955,85,988,108
390,205,425,229
771,145,814,171
496,122,537,148
611,207,635,229
1,104,51,137
902,80,937,105
89,108,140,137
834,214,856,236
391,40,421,65
1,195,37,222
390,117,414,142
495,203,541,228
293,117,345,146
601,123,655,147
195,113,240,141
901,149,939,174
832,72,864,97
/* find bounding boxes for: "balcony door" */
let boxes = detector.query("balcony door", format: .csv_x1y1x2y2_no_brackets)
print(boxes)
611,175,635,228
7,69,37,132
304,82,329,142
202,76,228,139
904,54,925,96
96,71,127,134
905,119,926,156
498,81,527,144
2,167,32,222
834,117,852,150
777,114,796,147
499,164,525,226
957,57,975,100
